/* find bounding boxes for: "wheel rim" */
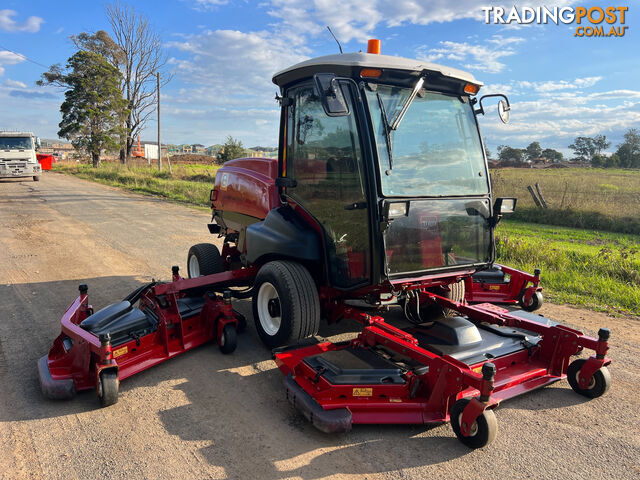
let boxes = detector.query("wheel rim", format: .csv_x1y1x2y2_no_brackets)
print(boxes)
188,254,200,277
575,369,596,389
458,413,479,437
257,282,281,336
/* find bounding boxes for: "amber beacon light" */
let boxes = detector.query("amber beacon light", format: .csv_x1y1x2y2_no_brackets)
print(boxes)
367,39,381,54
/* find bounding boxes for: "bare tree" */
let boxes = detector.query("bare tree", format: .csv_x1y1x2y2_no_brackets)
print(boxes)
106,2,170,162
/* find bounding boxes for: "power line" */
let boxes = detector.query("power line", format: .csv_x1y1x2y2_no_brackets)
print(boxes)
0,43,49,69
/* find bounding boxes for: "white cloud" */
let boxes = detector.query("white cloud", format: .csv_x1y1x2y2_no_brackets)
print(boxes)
518,76,602,93
0,50,25,77
0,9,44,33
417,35,524,73
479,83,640,153
5,78,26,88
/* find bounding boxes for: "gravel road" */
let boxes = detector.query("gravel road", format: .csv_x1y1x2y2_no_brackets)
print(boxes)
1,173,639,480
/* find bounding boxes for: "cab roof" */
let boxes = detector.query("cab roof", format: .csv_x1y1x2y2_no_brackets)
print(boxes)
273,52,481,88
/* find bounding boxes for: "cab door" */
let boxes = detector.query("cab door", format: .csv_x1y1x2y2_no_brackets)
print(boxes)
283,80,371,288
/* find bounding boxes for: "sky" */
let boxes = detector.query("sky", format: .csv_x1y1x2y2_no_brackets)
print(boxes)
0,1,638,156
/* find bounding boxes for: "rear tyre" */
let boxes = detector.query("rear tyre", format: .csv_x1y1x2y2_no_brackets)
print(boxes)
519,290,543,312
33,176,40,181
252,261,320,349
187,243,223,278
567,359,611,398
450,398,497,449
219,323,237,354
97,370,119,407
412,280,465,321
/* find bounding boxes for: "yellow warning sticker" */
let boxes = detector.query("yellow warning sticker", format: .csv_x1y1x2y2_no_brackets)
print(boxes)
353,388,372,397
113,346,128,358
489,285,501,291
472,365,483,374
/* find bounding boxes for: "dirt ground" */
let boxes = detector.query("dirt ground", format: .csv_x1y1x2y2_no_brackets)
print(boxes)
1,173,639,480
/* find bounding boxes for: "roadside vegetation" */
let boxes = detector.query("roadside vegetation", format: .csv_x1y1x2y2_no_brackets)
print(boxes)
497,220,640,316
492,168,640,234
53,162,218,206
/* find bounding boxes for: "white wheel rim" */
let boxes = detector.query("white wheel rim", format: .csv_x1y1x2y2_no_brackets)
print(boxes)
257,282,281,336
188,254,200,277
458,413,479,436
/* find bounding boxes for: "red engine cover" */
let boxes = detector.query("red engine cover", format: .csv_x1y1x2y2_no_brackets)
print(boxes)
213,157,281,221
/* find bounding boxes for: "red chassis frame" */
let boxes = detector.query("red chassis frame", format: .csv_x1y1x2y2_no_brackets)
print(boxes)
38,268,257,400
274,292,610,434
466,264,542,307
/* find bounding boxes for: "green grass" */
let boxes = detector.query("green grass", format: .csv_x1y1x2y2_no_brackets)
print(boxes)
496,220,640,315
492,168,640,234
53,162,219,206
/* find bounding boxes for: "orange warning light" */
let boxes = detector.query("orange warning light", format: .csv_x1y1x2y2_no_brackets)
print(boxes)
367,39,381,55
360,68,382,78
464,83,480,95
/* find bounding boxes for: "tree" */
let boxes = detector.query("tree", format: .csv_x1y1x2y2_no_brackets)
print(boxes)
604,153,620,168
52,51,127,167
616,128,640,168
592,134,611,155
541,148,564,163
106,2,170,161
217,136,245,163
498,146,523,163
524,141,542,162
569,136,596,163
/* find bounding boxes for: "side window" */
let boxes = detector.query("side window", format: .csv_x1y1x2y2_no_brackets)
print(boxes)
285,82,370,288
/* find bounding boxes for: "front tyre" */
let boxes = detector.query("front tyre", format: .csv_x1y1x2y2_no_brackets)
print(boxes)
519,290,543,312
567,359,611,398
97,370,119,407
252,261,320,349
187,243,223,278
450,398,498,449
219,323,237,354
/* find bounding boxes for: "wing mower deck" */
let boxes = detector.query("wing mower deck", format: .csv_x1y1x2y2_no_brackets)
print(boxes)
274,293,611,448
38,266,256,407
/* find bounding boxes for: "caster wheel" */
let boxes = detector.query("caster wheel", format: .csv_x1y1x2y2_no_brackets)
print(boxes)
97,370,119,407
567,359,611,398
450,398,498,449
519,290,543,312
219,323,237,354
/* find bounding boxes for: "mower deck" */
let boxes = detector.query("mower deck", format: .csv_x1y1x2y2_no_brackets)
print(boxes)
275,295,611,446
39,268,255,406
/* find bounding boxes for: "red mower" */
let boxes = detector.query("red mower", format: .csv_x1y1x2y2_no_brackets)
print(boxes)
40,39,611,448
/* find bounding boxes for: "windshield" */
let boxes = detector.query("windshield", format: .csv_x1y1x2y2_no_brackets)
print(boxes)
0,137,33,150
366,85,488,197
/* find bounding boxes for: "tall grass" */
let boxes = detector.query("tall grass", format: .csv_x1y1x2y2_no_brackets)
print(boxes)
492,168,640,234
53,162,218,206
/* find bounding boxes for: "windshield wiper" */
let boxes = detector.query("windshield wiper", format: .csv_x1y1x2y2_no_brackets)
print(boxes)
376,91,394,173
390,77,425,131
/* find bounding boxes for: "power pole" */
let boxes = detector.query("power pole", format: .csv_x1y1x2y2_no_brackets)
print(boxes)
157,72,162,171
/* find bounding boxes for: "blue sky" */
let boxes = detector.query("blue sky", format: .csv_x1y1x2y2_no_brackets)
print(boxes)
0,1,637,156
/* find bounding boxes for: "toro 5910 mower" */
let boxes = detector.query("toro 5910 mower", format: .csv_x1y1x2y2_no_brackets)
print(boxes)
40,39,610,448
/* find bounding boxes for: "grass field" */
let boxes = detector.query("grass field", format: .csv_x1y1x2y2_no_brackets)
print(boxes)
53,162,640,316
53,162,218,206
496,220,640,315
492,168,640,234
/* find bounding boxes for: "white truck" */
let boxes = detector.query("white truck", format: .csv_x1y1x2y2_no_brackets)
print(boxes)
0,131,42,181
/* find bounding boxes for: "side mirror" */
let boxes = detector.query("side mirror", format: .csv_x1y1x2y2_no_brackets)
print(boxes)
494,197,517,215
35,137,41,150
475,94,511,124
314,73,350,117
